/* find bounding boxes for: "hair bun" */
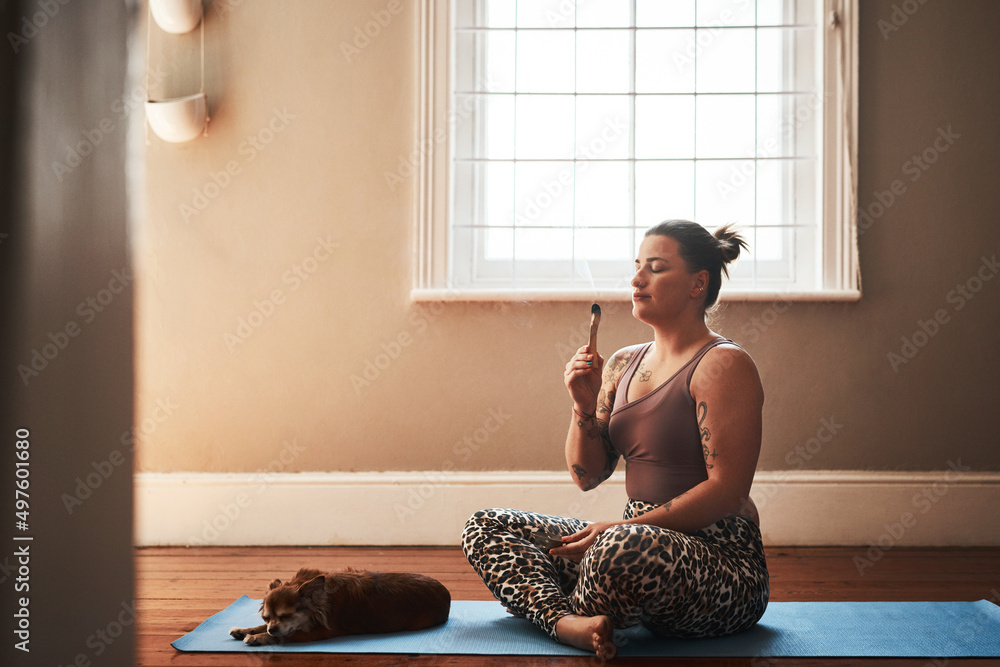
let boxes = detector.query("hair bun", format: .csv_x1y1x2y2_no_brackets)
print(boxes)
714,224,748,273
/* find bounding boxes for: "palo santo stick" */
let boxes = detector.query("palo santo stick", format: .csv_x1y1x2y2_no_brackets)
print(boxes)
589,303,601,356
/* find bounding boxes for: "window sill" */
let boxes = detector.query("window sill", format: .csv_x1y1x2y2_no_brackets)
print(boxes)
410,288,862,303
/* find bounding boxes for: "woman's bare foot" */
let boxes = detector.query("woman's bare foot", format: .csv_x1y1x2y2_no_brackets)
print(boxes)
555,614,617,660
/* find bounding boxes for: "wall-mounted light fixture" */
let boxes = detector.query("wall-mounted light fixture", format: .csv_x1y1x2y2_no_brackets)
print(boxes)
149,0,203,34
144,0,209,144
145,92,208,143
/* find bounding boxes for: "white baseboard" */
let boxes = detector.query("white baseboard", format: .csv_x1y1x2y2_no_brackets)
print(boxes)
134,468,1000,547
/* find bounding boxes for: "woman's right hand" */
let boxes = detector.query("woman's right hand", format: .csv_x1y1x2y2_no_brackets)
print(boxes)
564,345,604,413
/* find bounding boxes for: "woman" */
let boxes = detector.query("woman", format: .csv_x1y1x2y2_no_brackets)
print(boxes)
462,220,768,660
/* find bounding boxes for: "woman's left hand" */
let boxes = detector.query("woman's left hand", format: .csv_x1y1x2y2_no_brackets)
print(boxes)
547,521,617,562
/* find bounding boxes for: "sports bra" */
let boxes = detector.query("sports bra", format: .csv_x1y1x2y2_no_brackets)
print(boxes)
608,337,732,504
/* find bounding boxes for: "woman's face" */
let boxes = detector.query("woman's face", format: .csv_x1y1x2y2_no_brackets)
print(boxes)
631,234,706,324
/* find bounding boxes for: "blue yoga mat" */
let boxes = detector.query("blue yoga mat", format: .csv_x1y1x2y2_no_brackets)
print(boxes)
172,597,1000,657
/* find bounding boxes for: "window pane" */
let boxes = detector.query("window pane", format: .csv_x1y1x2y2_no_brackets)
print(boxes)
755,159,785,243
714,155,759,208
485,30,515,93
635,161,695,226
515,95,575,159
697,27,756,93
514,161,575,227
575,228,631,261
543,0,575,28
636,95,695,159
756,27,784,93
485,94,514,160
759,92,822,158
637,0,695,27
486,161,514,228
697,0,756,27
484,227,514,260
575,161,630,228
576,30,630,93
516,0,571,28
576,95,630,159
636,29,696,93
756,0,785,26
577,0,630,28
753,226,785,261
696,160,756,226
486,0,515,28
516,31,574,93
756,93,821,160
515,228,573,260
696,95,755,159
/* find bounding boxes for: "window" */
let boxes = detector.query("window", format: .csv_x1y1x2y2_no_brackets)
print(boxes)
414,0,858,300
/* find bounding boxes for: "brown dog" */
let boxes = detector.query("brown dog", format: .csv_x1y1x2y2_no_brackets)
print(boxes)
229,567,451,646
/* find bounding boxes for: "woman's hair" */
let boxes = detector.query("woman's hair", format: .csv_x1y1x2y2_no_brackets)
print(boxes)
644,220,748,311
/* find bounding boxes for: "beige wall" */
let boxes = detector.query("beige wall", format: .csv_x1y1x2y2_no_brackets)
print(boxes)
137,0,1000,476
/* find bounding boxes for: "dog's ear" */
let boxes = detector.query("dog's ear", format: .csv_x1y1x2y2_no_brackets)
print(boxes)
297,575,330,629
298,575,325,596
269,579,282,590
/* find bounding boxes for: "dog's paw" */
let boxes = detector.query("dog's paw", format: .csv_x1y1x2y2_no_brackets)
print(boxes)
229,627,247,640
243,633,273,646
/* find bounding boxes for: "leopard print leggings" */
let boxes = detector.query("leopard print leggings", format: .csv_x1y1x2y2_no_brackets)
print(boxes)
461,499,768,640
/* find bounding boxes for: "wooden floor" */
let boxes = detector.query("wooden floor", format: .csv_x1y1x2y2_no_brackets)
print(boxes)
136,546,1000,666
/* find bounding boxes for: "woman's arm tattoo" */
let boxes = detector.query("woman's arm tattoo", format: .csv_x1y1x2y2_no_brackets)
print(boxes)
576,414,599,440
697,401,717,469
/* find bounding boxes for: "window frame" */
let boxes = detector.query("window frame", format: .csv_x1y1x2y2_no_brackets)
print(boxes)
413,0,859,302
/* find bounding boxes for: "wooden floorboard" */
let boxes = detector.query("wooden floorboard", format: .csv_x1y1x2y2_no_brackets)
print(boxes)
136,546,1000,666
